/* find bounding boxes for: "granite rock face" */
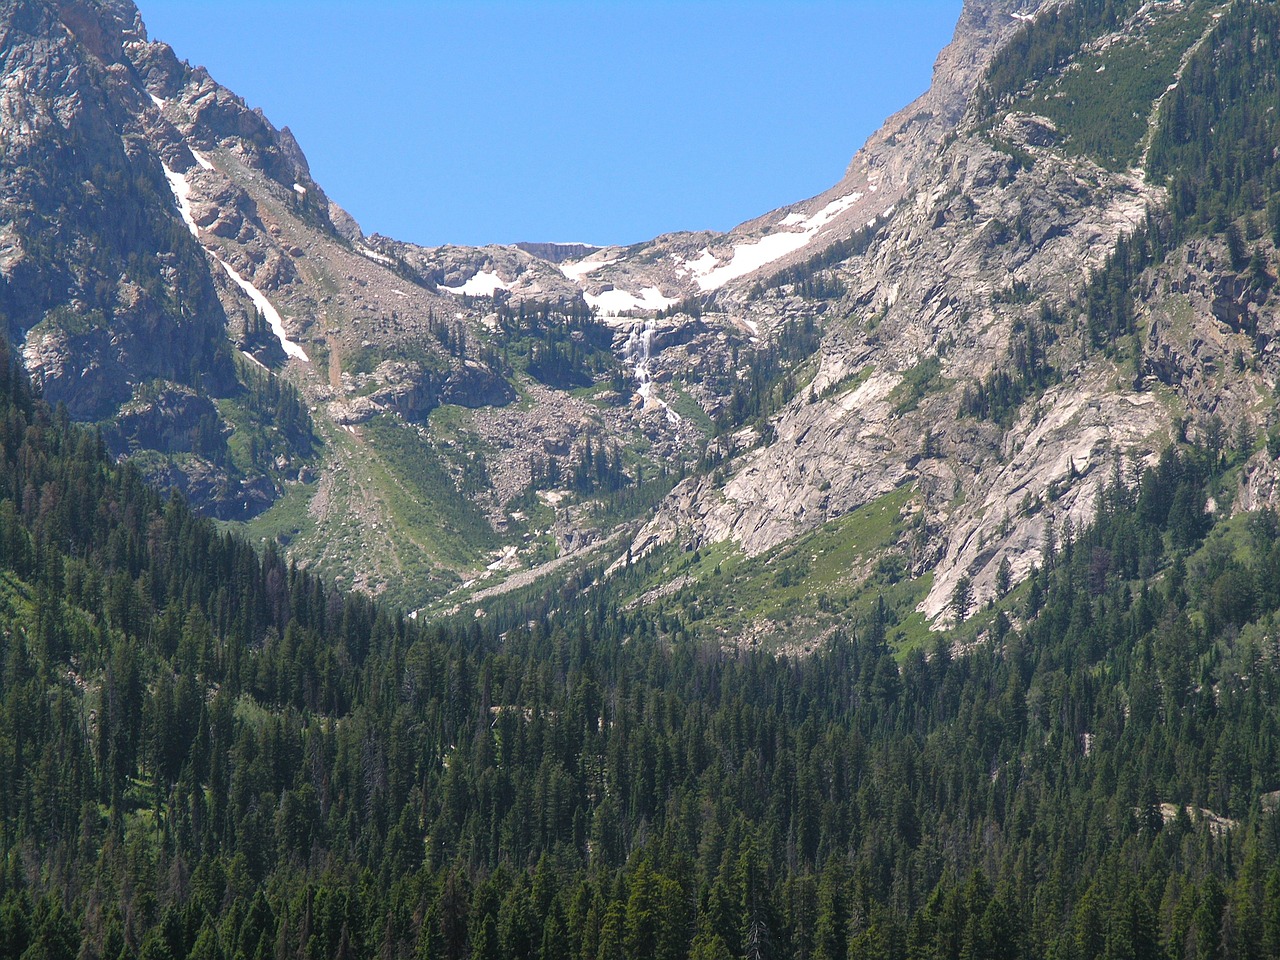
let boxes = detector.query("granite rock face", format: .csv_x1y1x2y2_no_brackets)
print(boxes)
4,0,1277,619
613,0,1280,625
0,0,235,417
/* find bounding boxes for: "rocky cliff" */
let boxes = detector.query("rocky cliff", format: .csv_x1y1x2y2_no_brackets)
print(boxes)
1,0,710,605
4,0,1277,627
623,0,1280,631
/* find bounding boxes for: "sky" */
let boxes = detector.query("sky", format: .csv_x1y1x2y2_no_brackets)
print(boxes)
139,1,963,248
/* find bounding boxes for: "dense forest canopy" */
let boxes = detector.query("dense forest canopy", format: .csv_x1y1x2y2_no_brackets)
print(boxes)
6,307,1280,960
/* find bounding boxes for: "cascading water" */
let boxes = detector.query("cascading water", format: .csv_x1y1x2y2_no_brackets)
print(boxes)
622,318,681,424
623,319,655,402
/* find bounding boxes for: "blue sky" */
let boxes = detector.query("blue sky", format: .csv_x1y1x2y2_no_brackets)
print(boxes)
140,1,962,248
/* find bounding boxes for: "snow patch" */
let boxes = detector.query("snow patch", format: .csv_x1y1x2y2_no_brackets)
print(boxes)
192,150,215,171
689,191,865,291
149,93,166,110
682,249,719,278
440,271,511,298
868,206,895,230
585,286,676,316
161,163,199,238
239,350,268,371
158,162,307,363
560,256,618,281
693,232,813,291
357,245,396,266
219,259,309,362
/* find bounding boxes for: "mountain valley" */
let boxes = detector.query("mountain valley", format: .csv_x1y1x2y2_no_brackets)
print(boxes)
5,0,1280,957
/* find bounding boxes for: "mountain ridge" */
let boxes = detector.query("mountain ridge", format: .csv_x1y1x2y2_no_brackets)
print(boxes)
3,0,1278,635
7,3,1280,957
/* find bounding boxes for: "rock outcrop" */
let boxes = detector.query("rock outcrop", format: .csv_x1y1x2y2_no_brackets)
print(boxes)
618,0,1280,625
5,0,1277,622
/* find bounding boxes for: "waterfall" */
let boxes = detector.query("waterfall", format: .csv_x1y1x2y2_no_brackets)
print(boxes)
623,318,680,424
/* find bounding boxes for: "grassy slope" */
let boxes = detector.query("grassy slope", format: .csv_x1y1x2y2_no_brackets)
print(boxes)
626,484,936,654
1022,0,1216,170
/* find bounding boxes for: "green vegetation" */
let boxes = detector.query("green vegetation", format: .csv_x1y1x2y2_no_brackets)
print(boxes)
9,5,1280,960
1063,0,1280,361
489,299,625,391
626,485,931,651
338,336,450,380
361,413,498,567
817,362,876,402
890,355,945,414
710,315,822,433
8,331,1280,960
959,320,1057,427
1148,2,1280,234
664,382,716,435
219,361,317,476
1019,0,1215,170
236,477,319,548
750,221,881,299
981,0,1149,112
587,458,685,527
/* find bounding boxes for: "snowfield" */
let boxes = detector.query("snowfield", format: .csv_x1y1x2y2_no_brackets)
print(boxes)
559,256,618,281
159,160,308,361
161,163,199,238
585,286,678,316
439,271,511,297
220,260,310,362
690,190,866,291
358,245,397,266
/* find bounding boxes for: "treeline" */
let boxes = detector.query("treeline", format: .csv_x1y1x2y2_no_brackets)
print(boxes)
569,435,627,496
959,320,1056,426
493,300,624,391
419,299,624,394
978,0,1142,111
1073,1,1279,352
969,0,1280,369
708,316,822,436
1147,2,1280,234
234,362,317,471
749,222,880,301
525,435,628,497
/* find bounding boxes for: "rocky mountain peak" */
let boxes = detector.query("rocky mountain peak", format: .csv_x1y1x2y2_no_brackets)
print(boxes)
4,0,1277,632
514,242,603,264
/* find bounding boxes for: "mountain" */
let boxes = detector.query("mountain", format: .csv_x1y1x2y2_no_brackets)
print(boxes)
1,0,1279,635
6,309,1280,960
7,1,1280,959
2,0,725,606
0,0,1060,619
608,0,1280,644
